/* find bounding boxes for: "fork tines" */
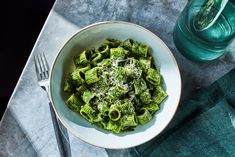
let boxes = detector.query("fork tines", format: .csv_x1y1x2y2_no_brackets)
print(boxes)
34,52,49,80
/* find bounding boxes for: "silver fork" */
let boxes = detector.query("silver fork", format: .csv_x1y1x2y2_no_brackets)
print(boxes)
34,53,67,157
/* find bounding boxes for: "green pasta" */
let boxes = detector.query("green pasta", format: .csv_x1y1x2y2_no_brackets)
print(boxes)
146,101,160,112
85,67,100,85
74,50,92,66
136,108,152,125
96,44,110,57
132,42,148,57
133,78,147,95
82,90,96,104
64,39,167,134
79,64,91,73
97,102,109,115
121,114,138,129
96,58,111,67
66,94,84,112
119,99,135,115
104,38,121,48
121,39,134,51
112,67,127,83
109,107,121,121
110,47,129,58
76,85,88,96
106,120,122,134
91,52,103,65
139,57,152,72
139,89,152,104
152,86,168,105
80,103,95,122
108,84,127,98
146,68,161,86
71,68,85,86
64,77,75,93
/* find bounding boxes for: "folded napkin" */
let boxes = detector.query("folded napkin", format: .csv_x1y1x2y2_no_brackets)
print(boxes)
129,68,235,157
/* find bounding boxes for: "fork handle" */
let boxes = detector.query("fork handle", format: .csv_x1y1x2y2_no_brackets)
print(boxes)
49,102,67,157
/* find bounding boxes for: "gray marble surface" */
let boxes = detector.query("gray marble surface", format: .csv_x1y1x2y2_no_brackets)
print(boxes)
1,0,235,156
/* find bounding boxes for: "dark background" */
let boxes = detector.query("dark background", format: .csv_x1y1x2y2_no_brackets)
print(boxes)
0,0,55,119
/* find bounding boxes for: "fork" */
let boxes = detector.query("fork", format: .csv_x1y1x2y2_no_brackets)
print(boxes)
34,53,67,157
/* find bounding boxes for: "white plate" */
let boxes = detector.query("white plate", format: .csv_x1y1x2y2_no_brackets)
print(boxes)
49,21,181,149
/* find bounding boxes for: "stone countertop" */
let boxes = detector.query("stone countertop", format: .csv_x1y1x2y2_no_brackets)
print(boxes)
1,0,235,156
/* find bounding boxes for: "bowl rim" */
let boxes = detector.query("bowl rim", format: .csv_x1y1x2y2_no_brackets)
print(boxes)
49,20,182,149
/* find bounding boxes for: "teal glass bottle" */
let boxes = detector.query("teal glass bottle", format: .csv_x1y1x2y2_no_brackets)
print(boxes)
173,0,235,62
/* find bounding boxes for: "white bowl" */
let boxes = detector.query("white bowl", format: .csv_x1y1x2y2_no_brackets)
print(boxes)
49,21,181,149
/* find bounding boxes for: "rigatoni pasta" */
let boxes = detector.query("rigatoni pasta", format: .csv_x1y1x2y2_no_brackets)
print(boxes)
63,39,167,134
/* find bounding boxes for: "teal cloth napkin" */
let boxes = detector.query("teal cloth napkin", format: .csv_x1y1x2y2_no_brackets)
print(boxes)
129,68,235,157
